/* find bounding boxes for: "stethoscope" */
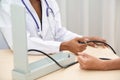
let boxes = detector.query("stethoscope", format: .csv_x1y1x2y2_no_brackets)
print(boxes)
21,0,55,32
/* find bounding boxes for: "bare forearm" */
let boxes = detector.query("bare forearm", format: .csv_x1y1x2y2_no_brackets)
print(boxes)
104,58,120,70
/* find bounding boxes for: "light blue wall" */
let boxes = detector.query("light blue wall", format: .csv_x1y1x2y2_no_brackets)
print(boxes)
0,30,9,49
0,0,8,49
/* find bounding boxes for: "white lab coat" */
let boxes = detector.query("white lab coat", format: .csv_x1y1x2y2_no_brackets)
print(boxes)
0,0,82,54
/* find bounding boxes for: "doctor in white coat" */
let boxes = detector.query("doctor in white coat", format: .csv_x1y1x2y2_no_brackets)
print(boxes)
0,0,106,54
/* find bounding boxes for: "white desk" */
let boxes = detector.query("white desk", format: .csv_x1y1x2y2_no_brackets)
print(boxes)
0,46,120,80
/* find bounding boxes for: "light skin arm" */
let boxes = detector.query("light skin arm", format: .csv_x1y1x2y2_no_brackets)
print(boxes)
77,53,120,70
104,58,120,70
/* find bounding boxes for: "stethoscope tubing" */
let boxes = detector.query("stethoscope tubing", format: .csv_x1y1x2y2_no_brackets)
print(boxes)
21,0,40,31
21,0,54,32
44,0,55,17
79,40,117,54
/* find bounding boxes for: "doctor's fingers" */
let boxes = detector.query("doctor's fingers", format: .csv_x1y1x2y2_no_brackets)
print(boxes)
78,44,87,52
75,37,88,43
94,42,108,48
87,42,107,48
87,42,96,47
89,36,106,42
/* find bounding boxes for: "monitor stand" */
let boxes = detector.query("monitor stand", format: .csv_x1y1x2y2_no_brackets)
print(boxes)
11,4,76,80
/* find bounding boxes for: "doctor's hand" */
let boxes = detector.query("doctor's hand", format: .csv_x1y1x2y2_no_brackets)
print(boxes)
60,37,87,55
81,36,106,48
77,53,106,70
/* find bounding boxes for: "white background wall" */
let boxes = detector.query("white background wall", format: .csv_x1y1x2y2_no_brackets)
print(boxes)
0,0,120,56
57,0,67,27
57,0,120,56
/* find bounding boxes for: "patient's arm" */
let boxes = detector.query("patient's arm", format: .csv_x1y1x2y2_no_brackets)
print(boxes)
77,53,120,70
104,58,120,70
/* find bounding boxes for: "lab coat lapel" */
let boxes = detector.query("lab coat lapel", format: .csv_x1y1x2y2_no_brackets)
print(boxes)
41,0,51,39
23,0,42,31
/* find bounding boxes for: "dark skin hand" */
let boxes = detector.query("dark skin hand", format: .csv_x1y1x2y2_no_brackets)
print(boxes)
82,36,106,48
60,37,87,55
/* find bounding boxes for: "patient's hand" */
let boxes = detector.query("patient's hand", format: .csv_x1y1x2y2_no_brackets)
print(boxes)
77,52,106,70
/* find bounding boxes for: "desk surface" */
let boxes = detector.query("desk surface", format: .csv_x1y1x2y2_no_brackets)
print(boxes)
0,46,120,80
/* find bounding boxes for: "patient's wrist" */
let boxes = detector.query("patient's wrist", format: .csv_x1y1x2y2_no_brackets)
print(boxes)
101,60,113,70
